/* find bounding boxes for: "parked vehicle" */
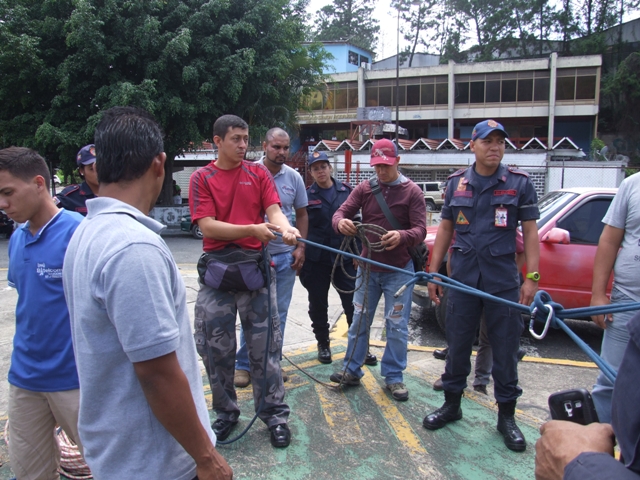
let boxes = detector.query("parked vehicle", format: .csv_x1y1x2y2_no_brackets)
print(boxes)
413,187,617,332
413,181,444,212
180,214,203,239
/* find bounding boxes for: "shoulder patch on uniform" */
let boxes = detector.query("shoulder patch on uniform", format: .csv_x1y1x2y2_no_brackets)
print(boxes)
53,196,61,205
60,185,80,196
507,166,529,177
456,211,469,225
447,168,466,179
308,199,322,205
341,181,353,191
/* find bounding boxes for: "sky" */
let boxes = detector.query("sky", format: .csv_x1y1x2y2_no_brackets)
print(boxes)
306,0,640,61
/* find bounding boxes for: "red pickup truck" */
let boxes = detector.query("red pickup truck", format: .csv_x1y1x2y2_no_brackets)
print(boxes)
413,187,617,332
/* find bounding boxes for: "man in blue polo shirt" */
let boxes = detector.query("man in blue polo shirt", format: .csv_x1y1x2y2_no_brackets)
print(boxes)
0,146,84,479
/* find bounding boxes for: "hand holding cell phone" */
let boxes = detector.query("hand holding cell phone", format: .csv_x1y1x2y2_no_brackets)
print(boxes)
548,389,599,425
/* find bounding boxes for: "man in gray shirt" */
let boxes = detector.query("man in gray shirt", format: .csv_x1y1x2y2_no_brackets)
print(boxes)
63,106,232,479
590,172,640,423
234,128,308,387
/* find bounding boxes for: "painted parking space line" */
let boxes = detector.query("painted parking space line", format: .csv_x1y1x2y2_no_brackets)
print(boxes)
315,382,364,445
359,369,428,457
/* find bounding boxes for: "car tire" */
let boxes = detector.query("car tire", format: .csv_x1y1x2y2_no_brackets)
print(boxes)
425,199,436,212
191,224,203,240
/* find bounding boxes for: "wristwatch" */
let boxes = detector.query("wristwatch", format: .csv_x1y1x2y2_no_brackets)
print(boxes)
526,272,541,282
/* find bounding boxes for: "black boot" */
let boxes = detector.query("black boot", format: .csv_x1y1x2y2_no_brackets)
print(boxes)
422,390,463,430
317,342,332,364
497,401,527,452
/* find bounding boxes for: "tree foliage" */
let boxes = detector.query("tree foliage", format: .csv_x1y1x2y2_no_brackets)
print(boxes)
392,0,640,63
312,0,380,54
602,52,640,142
0,0,328,200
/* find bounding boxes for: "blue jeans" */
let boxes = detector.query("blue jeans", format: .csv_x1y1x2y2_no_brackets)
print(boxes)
342,261,413,385
236,251,296,372
592,286,636,424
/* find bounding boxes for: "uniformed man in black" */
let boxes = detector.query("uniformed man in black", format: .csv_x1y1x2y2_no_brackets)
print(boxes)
299,151,378,365
54,144,98,215
424,119,540,452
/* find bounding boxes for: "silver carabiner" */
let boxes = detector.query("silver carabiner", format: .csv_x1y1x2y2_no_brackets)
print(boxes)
529,304,554,340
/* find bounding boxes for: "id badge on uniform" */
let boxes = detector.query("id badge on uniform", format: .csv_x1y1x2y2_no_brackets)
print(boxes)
495,207,508,227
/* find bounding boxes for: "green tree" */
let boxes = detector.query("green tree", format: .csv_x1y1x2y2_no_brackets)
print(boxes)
0,0,327,202
602,52,640,154
312,0,380,54
393,0,442,65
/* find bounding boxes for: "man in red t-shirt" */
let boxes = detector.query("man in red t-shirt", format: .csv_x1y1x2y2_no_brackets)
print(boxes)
189,115,300,448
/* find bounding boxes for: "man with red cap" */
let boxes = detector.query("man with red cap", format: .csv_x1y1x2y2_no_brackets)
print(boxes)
329,138,426,402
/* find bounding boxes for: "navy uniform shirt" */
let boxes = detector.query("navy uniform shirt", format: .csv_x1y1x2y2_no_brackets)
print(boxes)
306,178,354,264
54,181,96,216
441,162,539,294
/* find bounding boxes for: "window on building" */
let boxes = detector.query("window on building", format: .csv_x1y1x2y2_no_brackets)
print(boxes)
407,85,421,105
334,88,348,109
348,88,358,108
360,55,369,65
421,84,435,105
323,90,335,110
486,80,500,102
534,77,549,101
366,86,378,107
470,81,484,103
348,51,359,66
556,76,575,101
517,79,533,101
435,83,448,104
575,75,596,99
455,82,469,103
393,85,406,106
379,86,392,106
501,80,517,102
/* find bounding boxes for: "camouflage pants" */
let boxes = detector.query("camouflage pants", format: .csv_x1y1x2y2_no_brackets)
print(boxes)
194,270,289,428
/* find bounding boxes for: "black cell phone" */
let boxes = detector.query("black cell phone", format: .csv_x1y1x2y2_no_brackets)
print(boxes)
548,389,599,425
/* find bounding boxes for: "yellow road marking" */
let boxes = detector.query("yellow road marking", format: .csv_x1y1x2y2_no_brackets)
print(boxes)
359,369,427,456
315,382,364,444
368,340,598,369
330,314,350,339
284,351,346,372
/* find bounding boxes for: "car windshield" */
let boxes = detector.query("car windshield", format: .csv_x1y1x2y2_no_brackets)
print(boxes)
536,191,578,229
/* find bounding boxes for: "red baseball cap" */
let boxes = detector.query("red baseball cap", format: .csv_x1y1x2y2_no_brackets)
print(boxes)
370,139,398,166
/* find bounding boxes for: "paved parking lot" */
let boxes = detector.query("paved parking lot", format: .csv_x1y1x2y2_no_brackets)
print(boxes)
0,232,602,478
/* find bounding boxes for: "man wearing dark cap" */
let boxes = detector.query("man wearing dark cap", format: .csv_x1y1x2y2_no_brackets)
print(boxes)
299,151,364,364
329,139,426,402
424,119,540,452
54,144,98,215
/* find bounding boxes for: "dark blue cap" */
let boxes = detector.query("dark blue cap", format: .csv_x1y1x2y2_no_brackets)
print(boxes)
76,144,96,167
471,120,509,141
308,150,330,166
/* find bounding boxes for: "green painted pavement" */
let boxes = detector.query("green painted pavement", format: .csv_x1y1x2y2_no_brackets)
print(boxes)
214,345,539,480
0,345,540,479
